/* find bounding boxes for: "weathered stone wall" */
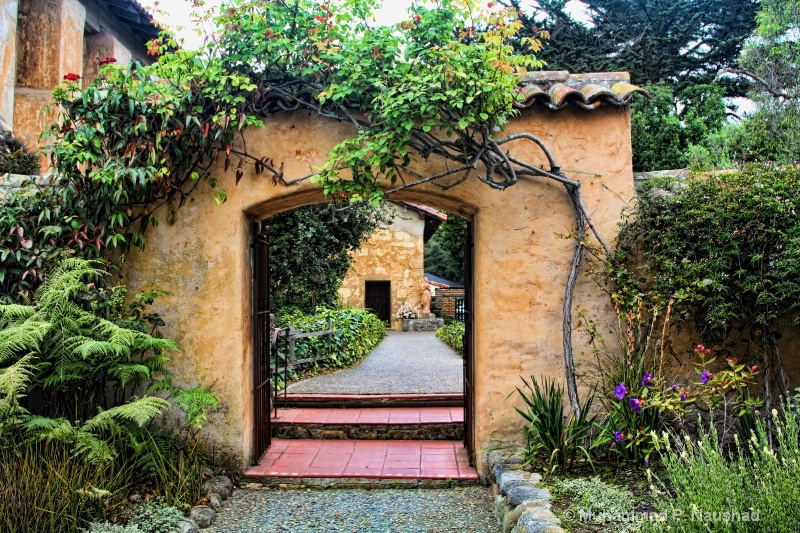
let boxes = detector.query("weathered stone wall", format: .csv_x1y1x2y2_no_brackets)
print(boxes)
433,288,465,319
121,104,636,472
338,206,425,330
13,0,86,152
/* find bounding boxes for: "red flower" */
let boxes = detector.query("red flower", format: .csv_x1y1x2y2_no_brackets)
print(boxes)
751,365,758,372
63,73,80,82
98,57,117,66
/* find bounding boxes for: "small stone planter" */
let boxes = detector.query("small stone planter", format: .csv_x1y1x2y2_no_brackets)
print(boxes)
402,313,444,332
485,451,565,533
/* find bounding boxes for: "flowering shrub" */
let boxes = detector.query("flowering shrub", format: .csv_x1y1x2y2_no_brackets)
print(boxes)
596,343,760,463
395,303,419,320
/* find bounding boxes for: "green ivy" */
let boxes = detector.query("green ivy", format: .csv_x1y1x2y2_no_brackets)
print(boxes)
274,306,385,387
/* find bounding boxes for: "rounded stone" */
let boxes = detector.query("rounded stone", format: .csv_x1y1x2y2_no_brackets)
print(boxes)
202,475,233,500
507,485,552,507
188,505,215,528
499,471,529,495
207,492,223,512
175,519,199,533
511,513,565,533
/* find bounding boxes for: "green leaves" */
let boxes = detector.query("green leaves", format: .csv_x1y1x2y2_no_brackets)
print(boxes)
612,166,800,345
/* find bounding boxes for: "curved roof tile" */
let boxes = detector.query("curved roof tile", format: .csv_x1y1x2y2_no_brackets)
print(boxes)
515,72,650,111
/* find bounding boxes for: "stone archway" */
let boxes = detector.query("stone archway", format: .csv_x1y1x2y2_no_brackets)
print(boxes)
122,101,636,474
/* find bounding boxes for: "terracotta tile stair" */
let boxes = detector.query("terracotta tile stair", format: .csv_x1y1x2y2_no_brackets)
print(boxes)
271,406,465,440
245,399,478,484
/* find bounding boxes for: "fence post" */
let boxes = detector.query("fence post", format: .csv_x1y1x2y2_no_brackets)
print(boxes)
327,319,333,358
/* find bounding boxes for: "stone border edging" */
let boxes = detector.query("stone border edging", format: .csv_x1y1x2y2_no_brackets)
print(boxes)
486,451,566,533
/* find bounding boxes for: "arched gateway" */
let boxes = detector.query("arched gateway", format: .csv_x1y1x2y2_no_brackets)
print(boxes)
123,71,643,475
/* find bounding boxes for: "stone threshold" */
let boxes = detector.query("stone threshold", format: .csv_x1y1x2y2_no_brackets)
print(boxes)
240,477,480,490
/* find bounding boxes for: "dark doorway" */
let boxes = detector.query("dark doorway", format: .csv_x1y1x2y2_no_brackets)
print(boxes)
365,281,391,324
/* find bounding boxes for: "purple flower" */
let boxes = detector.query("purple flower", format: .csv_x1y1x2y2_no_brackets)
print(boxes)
615,382,627,400
680,393,687,402
700,368,712,385
629,397,643,414
614,429,624,443
642,372,654,387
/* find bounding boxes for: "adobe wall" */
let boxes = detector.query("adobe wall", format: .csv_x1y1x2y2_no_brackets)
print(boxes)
338,206,426,330
122,104,635,472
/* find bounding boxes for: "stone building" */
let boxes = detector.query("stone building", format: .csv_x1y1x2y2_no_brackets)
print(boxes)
337,201,446,330
0,0,157,151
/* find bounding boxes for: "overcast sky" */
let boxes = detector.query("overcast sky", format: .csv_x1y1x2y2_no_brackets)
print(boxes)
139,0,590,50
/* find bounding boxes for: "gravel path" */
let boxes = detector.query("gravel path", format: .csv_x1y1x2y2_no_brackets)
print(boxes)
286,332,463,394
208,487,499,533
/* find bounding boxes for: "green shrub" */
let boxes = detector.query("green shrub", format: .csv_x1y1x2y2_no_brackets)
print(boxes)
645,397,800,532
514,376,596,475
127,501,185,533
550,476,640,532
273,306,385,387
0,440,133,533
436,321,465,355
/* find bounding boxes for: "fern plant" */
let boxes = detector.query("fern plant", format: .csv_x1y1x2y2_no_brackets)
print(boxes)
0,258,217,461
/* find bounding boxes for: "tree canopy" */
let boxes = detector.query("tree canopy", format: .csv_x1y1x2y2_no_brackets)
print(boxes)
506,0,758,94
267,202,391,312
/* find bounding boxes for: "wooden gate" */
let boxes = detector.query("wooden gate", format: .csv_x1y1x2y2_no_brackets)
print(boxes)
251,222,272,463
463,221,475,462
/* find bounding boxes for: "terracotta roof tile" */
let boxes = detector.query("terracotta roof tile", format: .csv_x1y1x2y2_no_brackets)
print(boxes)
516,71,650,110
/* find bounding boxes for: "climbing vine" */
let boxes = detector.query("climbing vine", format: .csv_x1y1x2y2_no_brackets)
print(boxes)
0,0,627,413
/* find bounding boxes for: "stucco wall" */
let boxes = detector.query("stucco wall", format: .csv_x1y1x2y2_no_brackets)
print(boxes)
338,205,425,330
121,104,635,472
0,0,17,131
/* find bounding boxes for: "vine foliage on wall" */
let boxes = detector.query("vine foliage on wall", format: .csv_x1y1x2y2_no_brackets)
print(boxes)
0,0,626,414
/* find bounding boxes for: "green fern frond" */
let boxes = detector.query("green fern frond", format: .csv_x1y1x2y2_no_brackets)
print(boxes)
22,415,67,435
74,429,117,465
0,354,37,397
173,386,219,430
0,304,36,322
0,320,49,364
109,363,152,388
83,396,170,432
141,353,171,374
72,338,131,360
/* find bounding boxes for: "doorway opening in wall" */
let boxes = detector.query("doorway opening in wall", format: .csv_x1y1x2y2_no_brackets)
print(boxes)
364,281,391,324
249,198,476,478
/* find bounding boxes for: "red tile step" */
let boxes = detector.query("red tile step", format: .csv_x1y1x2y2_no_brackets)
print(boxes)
273,407,464,425
272,407,465,440
245,439,478,481
277,393,464,408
